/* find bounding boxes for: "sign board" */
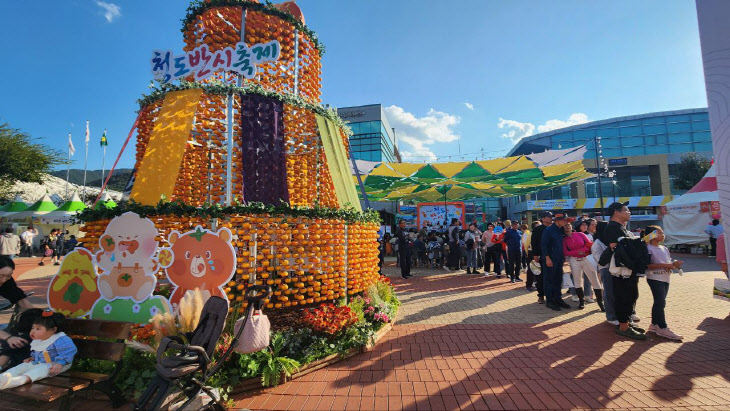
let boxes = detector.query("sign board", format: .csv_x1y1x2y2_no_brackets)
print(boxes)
608,158,628,166
152,41,281,84
627,214,659,221
526,199,577,210
396,204,417,229
417,202,465,229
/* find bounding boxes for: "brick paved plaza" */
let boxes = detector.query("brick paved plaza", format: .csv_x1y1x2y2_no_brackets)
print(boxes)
234,255,730,410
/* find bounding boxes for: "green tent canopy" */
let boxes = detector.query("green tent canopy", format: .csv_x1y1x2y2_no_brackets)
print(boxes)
0,195,29,216
356,146,593,201
5,194,58,222
94,192,117,210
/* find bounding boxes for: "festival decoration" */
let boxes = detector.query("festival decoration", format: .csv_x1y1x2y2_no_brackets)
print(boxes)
159,226,237,307
47,249,100,318
359,147,594,201
90,212,171,322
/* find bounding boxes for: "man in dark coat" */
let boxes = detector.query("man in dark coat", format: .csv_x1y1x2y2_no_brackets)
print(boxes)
531,212,553,304
396,220,413,279
541,213,572,311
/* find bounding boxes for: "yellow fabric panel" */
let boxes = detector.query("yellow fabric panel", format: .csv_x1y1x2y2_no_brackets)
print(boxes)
371,162,424,177
432,162,470,178
316,115,363,211
475,158,512,173
130,89,203,205
541,161,584,178
638,196,652,207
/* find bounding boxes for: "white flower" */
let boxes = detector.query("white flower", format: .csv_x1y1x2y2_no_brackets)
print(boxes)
132,303,141,313
103,304,113,314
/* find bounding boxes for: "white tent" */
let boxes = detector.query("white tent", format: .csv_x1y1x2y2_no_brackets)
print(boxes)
664,165,719,245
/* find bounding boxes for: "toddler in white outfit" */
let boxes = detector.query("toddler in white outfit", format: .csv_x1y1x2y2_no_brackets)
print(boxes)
0,311,77,389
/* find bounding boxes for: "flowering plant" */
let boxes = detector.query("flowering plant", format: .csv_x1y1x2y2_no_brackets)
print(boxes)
130,323,157,345
302,303,358,336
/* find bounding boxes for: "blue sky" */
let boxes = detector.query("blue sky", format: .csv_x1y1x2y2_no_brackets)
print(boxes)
0,0,707,170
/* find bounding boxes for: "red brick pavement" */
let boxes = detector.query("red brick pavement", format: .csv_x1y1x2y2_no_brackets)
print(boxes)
233,255,730,410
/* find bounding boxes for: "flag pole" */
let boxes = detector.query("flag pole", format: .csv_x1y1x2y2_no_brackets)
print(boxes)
65,133,71,200
101,129,107,188
82,120,89,202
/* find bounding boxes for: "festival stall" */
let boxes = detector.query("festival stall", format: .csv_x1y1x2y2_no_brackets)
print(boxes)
0,195,28,222
4,194,58,224
663,165,720,246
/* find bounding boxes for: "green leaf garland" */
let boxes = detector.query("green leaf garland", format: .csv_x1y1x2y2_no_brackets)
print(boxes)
75,199,380,224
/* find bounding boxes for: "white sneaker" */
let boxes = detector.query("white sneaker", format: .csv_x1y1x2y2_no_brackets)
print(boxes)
585,297,595,303
647,324,660,334
607,320,619,326
656,327,683,340
443,266,450,271
631,314,641,322
571,296,579,302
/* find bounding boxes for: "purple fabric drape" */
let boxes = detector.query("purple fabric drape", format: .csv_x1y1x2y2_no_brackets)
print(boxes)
239,94,288,205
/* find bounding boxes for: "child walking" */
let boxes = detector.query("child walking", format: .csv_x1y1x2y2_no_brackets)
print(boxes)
0,311,77,389
643,226,683,340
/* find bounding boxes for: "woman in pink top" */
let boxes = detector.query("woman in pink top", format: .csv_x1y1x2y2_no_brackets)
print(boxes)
562,224,603,310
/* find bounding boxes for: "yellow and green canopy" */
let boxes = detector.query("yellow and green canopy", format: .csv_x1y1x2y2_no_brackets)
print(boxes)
357,146,593,201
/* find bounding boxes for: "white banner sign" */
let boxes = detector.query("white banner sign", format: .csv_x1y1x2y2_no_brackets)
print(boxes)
527,199,577,210
151,40,281,83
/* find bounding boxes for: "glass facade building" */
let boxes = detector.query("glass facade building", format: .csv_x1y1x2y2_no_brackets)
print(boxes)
504,108,713,227
337,104,400,162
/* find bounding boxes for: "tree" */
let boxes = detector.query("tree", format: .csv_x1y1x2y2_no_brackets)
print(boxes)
673,152,712,191
0,122,65,200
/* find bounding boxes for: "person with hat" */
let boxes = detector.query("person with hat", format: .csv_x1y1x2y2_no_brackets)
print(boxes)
602,201,645,340
541,213,572,310
531,212,553,304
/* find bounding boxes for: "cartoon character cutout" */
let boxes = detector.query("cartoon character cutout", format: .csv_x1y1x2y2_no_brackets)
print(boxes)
158,226,236,308
95,211,159,302
47,249,101,318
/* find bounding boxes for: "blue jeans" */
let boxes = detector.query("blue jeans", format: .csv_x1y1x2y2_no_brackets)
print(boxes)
647,279,670,329
542,258,563,304
466,249,478,268
600,267,617,321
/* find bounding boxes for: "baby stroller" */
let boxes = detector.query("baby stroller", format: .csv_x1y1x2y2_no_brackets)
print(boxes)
134,285,271,411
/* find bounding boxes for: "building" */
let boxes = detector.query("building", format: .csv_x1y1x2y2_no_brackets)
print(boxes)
337,104,401,162
504,108,713,228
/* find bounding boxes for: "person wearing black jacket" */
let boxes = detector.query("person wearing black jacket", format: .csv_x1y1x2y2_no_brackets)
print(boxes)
531,212,553,304
396,220,413,279
600,202,646,340
447,218,461,270
542,213,571,311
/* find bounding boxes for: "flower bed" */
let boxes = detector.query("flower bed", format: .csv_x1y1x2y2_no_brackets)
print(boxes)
71,276,398,406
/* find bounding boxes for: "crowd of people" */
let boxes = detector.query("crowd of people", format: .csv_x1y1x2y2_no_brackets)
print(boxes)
384,201,689,341
0,226,77,266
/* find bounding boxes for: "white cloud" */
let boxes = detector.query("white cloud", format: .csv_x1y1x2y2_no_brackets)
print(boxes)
537,113,590,133
464,102,474,111
498,113,590,144
95,1,121,23
384,105,461,162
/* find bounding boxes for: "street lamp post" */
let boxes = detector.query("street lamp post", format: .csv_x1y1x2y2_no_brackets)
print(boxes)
593,136,605,211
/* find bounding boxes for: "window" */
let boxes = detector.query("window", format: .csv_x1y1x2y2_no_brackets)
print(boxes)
642,116,665,125
645,145,666,155
667,122,691,132
668,132,691,144
691,113,709,121
667,114,691,122
621,146,645,156
692,120,710,131
553,132,574,142
620,126,642,136
574,129,595,139
669,143,693,153
621,136,644,146
695,142,713,152
596,128,619,137
619,119,641,127
643,124,666,134
693,131,711,142
601,137,621,148
603,148,622,157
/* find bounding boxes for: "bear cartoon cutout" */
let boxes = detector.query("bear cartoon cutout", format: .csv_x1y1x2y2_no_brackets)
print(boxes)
158,226,236,309
95,211,159,302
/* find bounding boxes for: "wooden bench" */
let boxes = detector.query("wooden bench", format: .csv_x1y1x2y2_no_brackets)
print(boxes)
5,318,132,411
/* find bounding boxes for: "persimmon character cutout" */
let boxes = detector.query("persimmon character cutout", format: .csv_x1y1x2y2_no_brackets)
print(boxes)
159,226,236,308
47,249,101,318
95,212,160,302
